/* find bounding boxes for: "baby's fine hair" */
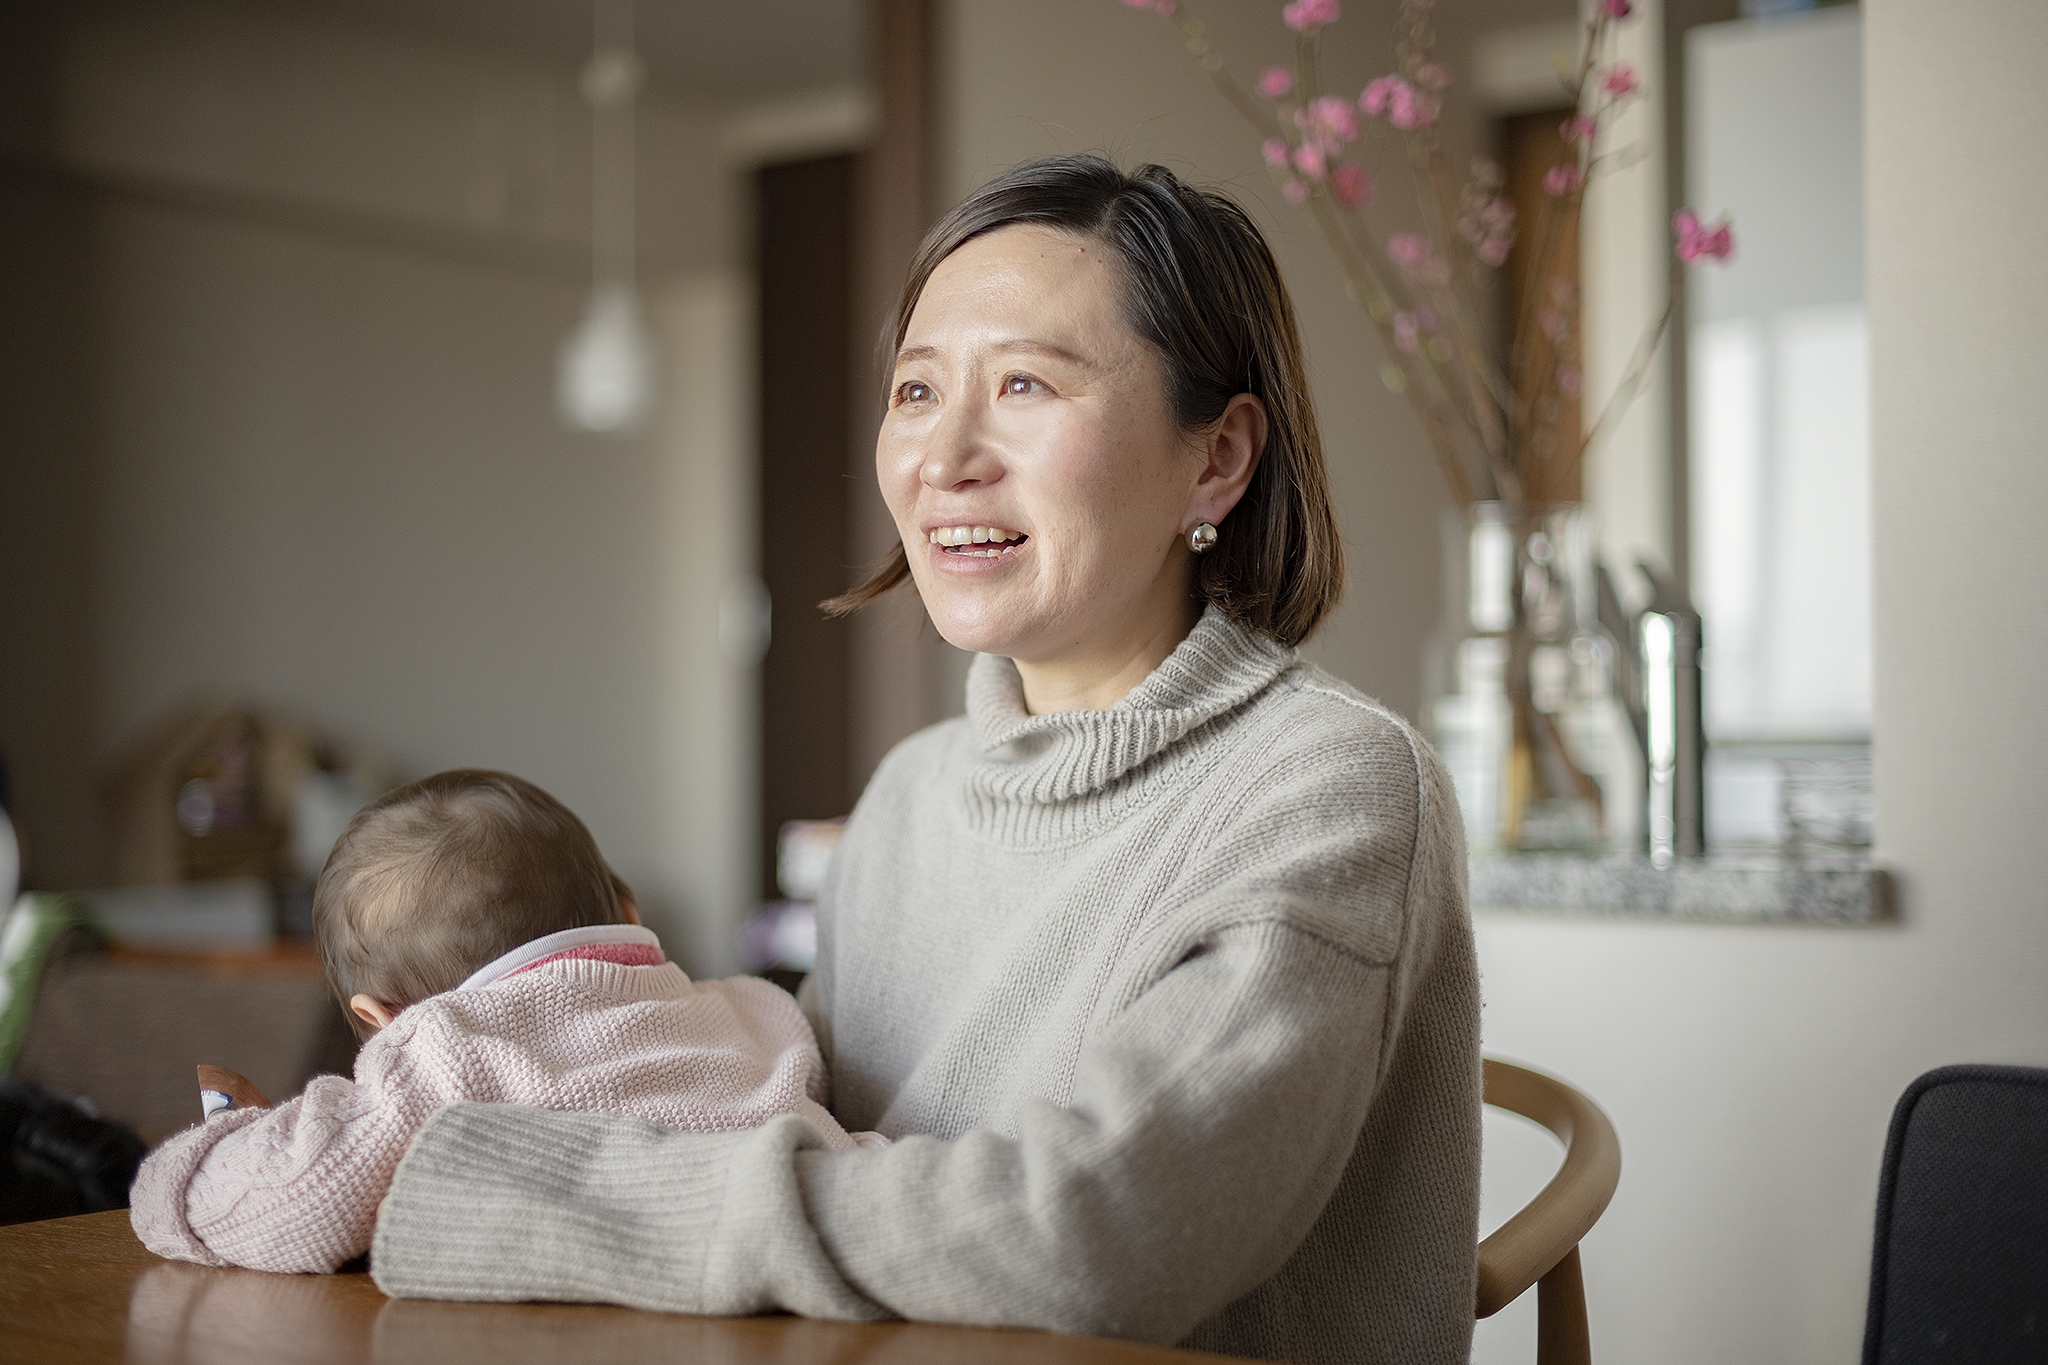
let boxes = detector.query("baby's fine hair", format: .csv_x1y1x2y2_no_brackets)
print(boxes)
313,769,626,1037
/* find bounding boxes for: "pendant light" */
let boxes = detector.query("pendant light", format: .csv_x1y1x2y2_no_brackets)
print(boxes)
558,0,654,433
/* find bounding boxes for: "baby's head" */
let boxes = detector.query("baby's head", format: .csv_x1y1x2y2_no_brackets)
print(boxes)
314,769,629,1038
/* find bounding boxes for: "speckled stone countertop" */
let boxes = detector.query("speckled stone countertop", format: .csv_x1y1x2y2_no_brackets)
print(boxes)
1470,853,1891,923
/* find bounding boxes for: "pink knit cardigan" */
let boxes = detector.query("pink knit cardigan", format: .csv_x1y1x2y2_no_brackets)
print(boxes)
130,926,864,1273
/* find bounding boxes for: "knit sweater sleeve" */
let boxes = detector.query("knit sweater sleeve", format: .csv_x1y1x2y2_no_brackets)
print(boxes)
129,1071,422,1274
369,738,1441,1343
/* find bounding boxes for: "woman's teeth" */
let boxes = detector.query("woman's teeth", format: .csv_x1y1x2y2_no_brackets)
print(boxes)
929,525,1026,557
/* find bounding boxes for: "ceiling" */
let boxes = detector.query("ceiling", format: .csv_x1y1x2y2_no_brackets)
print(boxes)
302,0,864,104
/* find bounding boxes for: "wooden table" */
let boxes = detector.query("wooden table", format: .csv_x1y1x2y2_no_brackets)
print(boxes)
0,1211,1244,1364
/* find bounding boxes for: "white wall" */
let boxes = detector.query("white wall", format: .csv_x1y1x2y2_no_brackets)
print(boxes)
2,0,763,973
1474,4,2048,1362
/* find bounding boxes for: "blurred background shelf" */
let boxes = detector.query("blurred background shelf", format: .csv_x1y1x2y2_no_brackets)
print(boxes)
1472,853,1889,924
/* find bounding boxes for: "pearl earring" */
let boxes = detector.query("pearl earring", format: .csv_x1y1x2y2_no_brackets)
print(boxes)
1188,521,1218,554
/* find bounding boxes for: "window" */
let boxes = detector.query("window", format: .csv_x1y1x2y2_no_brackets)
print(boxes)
1686,6,1871,849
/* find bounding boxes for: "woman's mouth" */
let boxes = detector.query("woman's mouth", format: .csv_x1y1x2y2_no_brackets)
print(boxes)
928,525,1028,559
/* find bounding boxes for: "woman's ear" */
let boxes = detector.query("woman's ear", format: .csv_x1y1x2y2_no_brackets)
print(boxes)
1189,392,1267,532
349,994,397,1032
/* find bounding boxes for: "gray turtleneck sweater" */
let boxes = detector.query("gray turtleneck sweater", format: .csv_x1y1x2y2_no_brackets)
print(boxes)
370,609,1481,1365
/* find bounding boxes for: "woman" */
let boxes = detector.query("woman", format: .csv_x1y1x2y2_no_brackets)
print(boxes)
371,156,1480,1365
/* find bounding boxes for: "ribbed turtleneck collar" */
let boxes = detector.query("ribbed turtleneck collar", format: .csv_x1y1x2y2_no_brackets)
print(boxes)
962,606,1294,820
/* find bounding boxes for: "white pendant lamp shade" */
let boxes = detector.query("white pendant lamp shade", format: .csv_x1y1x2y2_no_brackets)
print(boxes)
558,281,653,432
559,0,653,435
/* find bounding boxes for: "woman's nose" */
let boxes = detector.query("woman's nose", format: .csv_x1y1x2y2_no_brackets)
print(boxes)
920,406,1002,492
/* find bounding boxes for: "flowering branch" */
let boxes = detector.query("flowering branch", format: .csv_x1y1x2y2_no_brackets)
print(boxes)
1121,0,1735,521
1579,207,1732,458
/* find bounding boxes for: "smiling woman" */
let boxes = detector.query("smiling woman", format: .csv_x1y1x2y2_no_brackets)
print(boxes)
829,158,1342,712
366,156,1482,1365
878,222,1267,713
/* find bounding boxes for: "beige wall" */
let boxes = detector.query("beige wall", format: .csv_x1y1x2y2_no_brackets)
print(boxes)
0,0,764,973
941,1,2048,1361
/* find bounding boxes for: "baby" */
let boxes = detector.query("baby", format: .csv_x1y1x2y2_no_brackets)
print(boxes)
131,768,871,1274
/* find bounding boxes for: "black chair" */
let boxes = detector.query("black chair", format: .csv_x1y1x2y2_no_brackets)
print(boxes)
0,1078,146,1225
1863,1064,2048,1364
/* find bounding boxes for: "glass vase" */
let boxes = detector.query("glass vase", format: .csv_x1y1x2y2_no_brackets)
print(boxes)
1426,503,1641,856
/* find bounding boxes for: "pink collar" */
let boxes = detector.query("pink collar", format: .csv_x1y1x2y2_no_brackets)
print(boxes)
456,924,666,992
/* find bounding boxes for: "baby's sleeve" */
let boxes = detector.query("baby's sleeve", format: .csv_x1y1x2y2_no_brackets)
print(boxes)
130,1072,420,1274
715,974,880,1150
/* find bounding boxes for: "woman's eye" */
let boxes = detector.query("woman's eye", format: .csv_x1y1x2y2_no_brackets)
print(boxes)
895,381,933,406
1002,374,1047,397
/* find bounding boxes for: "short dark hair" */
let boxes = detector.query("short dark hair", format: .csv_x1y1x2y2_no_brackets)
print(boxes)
313,769,624,1037
826,153,1343,646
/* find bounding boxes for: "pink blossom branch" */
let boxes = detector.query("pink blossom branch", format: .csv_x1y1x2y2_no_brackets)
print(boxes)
1300,195,1492,495
1576,271,1679,461
1507,12,1610,471
1380,2,1518,486
1162,11,1302,148
1294,20,1523,491
1133,0,1692,518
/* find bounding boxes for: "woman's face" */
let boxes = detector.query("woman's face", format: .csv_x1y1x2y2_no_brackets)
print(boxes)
877,225,1213,673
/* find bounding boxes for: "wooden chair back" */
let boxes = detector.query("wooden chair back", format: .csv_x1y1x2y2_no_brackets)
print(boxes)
1477,1058,1623,1365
